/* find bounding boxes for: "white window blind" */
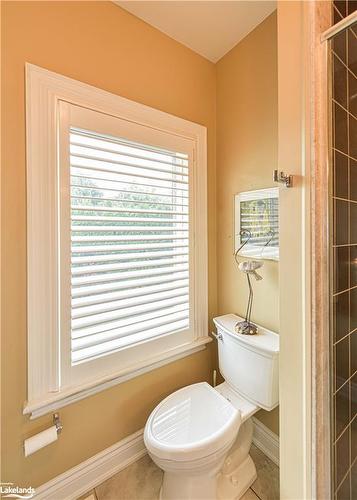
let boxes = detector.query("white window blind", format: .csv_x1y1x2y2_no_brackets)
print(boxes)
70,128,190,364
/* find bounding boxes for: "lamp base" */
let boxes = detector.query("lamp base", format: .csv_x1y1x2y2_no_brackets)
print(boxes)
235,321,258,335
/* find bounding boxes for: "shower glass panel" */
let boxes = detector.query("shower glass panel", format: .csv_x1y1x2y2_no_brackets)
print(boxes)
330,2,357,498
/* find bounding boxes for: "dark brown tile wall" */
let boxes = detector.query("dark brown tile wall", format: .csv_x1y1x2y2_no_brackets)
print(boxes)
332,2,357,498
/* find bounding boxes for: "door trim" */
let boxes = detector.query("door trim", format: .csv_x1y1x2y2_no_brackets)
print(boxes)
277,2,331,498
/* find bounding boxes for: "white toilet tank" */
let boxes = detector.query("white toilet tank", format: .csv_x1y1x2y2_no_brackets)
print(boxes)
213,314,279,411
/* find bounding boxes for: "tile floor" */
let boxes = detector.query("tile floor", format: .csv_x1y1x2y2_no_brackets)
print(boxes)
82,444,279,500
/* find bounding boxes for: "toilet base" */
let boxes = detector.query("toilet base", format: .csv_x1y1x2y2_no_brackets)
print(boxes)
217,418,257,499
157,419,256,500
158,452,257,500
160,470,220,500
217,454,257,500
157,441,233,500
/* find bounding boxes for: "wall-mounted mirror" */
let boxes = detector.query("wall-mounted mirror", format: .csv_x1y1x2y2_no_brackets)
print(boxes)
234,187,279,261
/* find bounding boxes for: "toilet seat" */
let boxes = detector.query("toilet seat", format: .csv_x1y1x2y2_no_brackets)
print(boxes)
144,382,241,462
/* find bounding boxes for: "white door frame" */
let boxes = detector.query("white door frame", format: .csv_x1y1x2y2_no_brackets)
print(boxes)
277,2,331,498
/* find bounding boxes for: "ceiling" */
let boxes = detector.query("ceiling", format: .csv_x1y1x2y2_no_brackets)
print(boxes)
115,1,276,63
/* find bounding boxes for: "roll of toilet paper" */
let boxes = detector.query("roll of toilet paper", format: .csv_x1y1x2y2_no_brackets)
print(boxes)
24,425,58,457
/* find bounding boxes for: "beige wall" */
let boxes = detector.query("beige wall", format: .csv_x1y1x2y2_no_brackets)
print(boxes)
1,1,216,487
1,2,280,487
216,12,279,434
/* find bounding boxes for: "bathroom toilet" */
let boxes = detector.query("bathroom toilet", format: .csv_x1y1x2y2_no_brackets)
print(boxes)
144,314,279,500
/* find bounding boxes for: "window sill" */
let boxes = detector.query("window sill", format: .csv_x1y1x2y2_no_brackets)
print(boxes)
23,336,212,420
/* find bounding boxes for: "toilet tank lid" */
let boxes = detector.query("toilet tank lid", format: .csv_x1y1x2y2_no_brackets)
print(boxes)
213,314,279,355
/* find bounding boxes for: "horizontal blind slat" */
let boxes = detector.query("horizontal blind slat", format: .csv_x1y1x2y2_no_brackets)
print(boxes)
72,273,189,299
72,306,189,343
72,215,188,223
72,286,189,319
71,226,189,233
71,127,187,160
71,205,189,216
71,167,188,193
72,318,189,363
72,256,189,276
71,158,189,186
71,140,189,170
72,263,189,287
72,129,188,161
71,242,189,254
72,295,189,330
71,195,188,208
71,156,189,184
71,181,188,206
72,281,189,310
72,235,189,243
72,249,188,264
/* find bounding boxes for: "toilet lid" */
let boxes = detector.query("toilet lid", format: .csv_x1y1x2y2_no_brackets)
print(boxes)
144,382,241,461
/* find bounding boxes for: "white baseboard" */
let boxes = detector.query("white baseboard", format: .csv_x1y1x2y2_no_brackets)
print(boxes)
34,429,146,500
252,417,279,466
34,419,279,499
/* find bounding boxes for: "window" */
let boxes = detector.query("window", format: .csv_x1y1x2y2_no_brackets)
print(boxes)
25,65,209,418
234,188,279,260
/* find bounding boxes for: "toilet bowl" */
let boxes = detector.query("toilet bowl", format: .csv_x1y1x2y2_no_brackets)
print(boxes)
144,382,241,500
144,314,279,500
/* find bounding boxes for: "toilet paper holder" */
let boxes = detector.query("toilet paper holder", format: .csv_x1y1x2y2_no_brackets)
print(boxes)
24,413,63,457
53,413,63,434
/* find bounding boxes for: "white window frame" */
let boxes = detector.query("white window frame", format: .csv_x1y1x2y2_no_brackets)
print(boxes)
24,64,209,419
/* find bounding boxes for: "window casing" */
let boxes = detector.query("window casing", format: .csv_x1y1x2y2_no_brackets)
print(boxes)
25,65,209,418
